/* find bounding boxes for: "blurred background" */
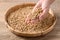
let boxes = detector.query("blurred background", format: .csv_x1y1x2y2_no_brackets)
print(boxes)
0,0,60,40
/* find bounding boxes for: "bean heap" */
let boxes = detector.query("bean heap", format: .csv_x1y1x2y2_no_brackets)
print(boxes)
8,6,55,33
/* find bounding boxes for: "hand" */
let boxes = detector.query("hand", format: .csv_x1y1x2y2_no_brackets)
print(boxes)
25,0,55,23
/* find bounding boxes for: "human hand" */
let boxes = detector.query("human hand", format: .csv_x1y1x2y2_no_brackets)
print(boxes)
25,0,55,23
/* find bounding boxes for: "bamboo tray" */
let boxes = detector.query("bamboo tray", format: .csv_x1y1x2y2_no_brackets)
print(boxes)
5,3,56,37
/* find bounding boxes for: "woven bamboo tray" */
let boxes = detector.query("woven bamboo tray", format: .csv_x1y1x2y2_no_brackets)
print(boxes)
5,3,56,37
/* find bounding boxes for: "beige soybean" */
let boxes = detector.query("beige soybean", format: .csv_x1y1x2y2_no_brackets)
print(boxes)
8,6,55,33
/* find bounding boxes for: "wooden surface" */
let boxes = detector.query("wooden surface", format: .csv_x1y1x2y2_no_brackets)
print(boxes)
0,0,60,40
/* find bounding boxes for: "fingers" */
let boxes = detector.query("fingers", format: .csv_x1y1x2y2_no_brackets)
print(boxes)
39,0,55,20
39,13,47,20
25,13,39,24
25,13,31,23
39,7,49,20
30,19,39,23
25,18,31,23
25,17,38,24
25,0,55,23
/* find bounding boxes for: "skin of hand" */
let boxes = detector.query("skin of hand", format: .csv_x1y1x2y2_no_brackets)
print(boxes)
25,0,55,23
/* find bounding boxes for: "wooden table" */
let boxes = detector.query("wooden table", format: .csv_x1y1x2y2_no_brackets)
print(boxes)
0,0,60,40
